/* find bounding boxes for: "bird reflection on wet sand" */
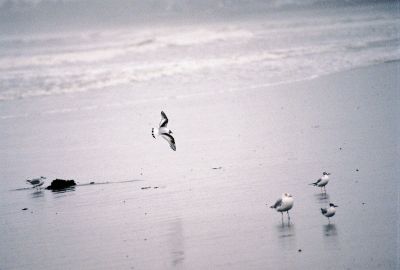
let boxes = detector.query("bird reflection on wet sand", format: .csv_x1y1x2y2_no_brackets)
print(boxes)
168,219,185,268
31,190,44,199
314,192,330,204
323,224,338,237
276,223,295,239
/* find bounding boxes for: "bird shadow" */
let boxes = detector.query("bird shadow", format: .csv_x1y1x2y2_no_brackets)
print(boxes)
323,223,338,237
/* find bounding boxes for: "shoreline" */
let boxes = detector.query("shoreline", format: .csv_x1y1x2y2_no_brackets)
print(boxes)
1,60,399,119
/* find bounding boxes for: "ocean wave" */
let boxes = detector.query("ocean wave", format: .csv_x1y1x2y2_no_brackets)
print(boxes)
1,45,397,102
0,7,398,102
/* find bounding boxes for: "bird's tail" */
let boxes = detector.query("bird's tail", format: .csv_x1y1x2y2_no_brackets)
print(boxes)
321,208,327,214
309,182,317,186
151,128,156,139
270,205,275,209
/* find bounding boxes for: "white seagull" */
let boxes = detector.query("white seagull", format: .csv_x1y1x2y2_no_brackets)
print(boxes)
310,172,331,192
152,111,176,151
270,193,294,223
26,176,46,189
321,203,338,222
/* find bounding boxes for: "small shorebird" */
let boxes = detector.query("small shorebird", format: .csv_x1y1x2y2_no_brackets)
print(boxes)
26,176,46,189
152,111,176,151
270,193,294,223
310,172,330,192
321,203,338,223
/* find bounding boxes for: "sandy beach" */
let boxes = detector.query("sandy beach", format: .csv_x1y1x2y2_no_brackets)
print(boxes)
0,60,398,269
1,1,399,269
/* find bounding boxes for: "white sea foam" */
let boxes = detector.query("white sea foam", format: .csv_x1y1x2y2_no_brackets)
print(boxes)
0,5,398,102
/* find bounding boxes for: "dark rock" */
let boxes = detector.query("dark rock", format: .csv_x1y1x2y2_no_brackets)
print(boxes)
356,169,359,172
46,179,76,190
141,186,151,190
212,167,222,170
298,249,302,252
90,181,95,185
22,208,28,211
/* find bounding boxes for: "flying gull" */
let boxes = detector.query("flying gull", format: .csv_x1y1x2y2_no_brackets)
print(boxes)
152,111,176,151
321,203,338,223
310,172,330,192
270,193,294,223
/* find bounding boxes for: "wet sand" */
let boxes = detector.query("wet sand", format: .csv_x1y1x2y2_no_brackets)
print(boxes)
0,62,398,269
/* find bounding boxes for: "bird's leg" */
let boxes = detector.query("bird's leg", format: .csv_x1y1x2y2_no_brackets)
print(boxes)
281,212,284,224
328,217,330,224
287,211,291,225
324,186,326,193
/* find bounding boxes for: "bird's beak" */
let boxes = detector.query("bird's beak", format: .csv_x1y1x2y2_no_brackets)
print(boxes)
334,205,338,207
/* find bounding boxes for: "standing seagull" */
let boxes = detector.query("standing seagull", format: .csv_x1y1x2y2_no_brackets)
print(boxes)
152,111,176,151
270,193,294,223
310,172,331,192
26,176,46,189
321,203,338,223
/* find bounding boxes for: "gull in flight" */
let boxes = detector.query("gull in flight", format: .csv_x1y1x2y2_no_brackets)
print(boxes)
270,193,294,223
321,203,338,223
152,111,176,151
26,176,46,189
310,172,331,192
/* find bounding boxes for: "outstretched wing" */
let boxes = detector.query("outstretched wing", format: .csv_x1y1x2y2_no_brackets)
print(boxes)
161,133,176,151
270,198,282,209
159,111,168,128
